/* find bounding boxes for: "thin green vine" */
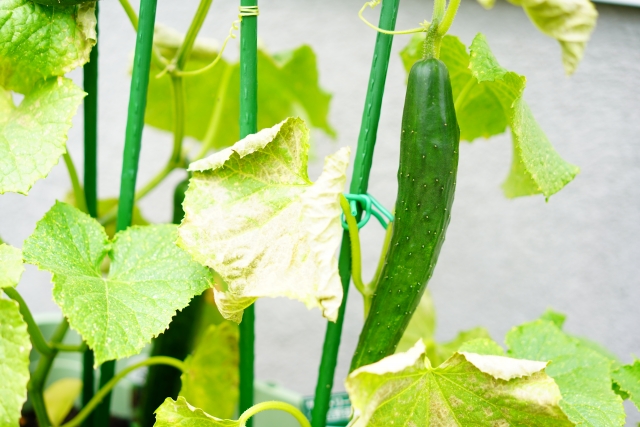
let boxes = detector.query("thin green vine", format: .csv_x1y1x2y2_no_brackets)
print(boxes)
359,0,427,35
339,195,394,317
63,151,88,214
60,357,186,427
30,319,70,427
437,0,462,37
3,287,53,357
196,64,234,160
238,401,311,427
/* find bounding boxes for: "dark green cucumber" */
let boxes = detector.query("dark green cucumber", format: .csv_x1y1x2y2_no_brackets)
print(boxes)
350,58,459,371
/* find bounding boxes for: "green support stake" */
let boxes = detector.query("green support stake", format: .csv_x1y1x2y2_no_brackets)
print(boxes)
311,1,400,426
238,1,258,425
95,0,158,425
82,4,99,427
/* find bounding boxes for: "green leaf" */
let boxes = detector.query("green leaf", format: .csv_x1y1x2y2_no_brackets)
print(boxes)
178,118,349,323
427,327,493,367
145,26,335,151
180,323,239,419
506,320,625,426
0,298,31,427
43,378,82,427
612,360,640,411
346,340,573,427
0,1,96,93
507,0,597,74
0,78,85,195
458,337,506,356
540,308,567,328
400,33,579,199
23,201,212,365
0,244,23,288
154,397,238,427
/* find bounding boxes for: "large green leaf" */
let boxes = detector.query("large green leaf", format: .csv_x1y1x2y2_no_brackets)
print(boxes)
0,0,96,93
612,360,640,411
23,201,212,365
0,298,31,426
145,26,335,152
506,320,625,426
401,33,579,199
505,0,597,74
0,243,23,288
178,118,349,323
346,340,573,427
0,78,85,195
155,397,238,427
180,323,239,419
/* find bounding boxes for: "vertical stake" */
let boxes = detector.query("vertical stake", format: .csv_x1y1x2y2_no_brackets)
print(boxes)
82,3,99,426
238,1,258,425
239,0,258,427
95,0,158,425
311,1,400,426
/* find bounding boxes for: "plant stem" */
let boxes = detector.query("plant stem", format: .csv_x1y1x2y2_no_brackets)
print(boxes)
53,342,88,352
29,319,70,427
311,1,399,426
438,0,462,36
238,0,258,424
432,0,446,25
3,287,53,357
83,6,99,425
96,0,158,424
63,152,88,214
196,63,234,160
340,196,365,297
175,0,215,70
238,401,311,427
61,357,185,427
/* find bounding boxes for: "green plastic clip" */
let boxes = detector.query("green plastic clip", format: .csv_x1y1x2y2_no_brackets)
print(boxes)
341,193,393,230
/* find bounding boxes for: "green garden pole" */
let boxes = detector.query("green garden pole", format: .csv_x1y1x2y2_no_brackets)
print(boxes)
95,0,158,424
82,4,99,426
238,1,258,425
311,1,400,426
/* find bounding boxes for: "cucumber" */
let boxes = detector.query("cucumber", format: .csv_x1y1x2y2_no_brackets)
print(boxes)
350,57,459,371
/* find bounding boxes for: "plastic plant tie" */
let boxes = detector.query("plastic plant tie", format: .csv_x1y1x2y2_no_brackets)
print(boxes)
238,5,259,17
341,193,394,230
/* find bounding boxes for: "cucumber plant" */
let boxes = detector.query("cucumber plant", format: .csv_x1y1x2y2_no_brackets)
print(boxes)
0,0,638,427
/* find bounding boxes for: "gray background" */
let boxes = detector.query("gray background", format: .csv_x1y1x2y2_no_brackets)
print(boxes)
1,0,639,422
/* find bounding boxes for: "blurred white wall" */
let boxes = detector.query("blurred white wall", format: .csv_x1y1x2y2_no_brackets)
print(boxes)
1,0,639,423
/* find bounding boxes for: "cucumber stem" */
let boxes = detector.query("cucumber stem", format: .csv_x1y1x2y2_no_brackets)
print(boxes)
438,0,462,36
